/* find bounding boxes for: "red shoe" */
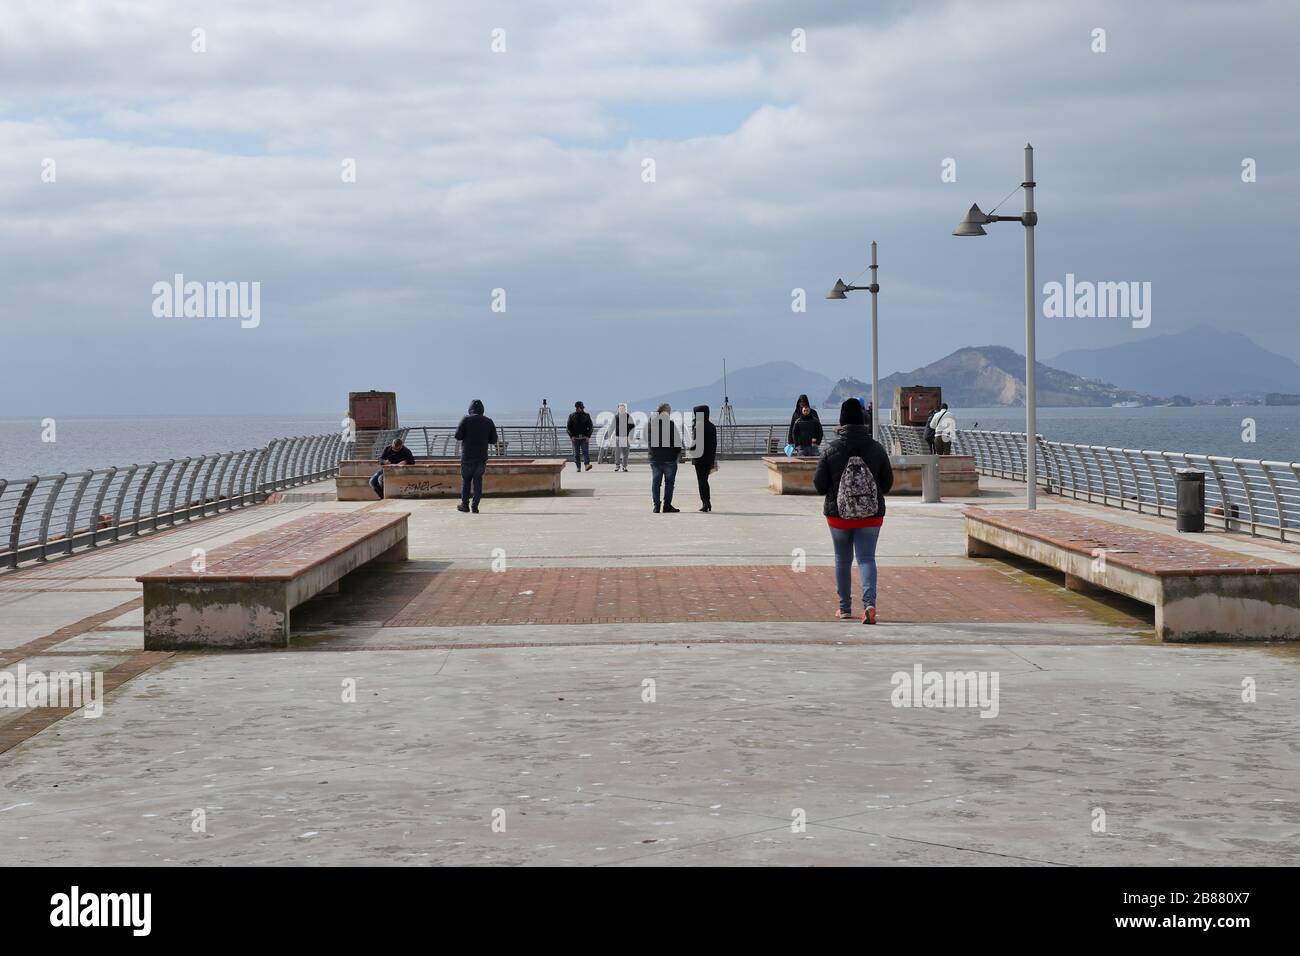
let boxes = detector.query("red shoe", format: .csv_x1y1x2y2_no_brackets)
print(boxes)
862,606,877,625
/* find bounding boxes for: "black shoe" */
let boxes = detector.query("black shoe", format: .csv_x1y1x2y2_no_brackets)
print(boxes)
698,506,709,512
662,505,680,513
653,504,661,513
471,507,480,513
457,503,469,513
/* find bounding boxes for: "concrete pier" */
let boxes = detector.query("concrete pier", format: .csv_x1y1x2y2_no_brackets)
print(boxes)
1,460,1297,866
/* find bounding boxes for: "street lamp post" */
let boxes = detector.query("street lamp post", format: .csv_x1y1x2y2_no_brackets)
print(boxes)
826,240,881,443
953,144,1039,509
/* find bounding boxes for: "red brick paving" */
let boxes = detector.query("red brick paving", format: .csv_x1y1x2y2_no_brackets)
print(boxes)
966,507,1299,577
383,566,1106,627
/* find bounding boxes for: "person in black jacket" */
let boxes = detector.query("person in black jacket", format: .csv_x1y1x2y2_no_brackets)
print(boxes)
647,402,681,513
453,399,498,513
688,403,718,512
567,401,594,472
368,437,415,499
814,399,894,623
787,394,821,447
791,402,823,456
607,402,634,472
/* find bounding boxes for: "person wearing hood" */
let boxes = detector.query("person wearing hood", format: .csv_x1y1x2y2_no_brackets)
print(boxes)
688,404,718,512
608,403,634,472
814,399,894,623
791,401,823,456
453,399,498,513
567,401,594,471
787,394,821,447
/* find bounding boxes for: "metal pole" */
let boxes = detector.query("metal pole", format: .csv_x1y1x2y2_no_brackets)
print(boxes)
870,240,879,443
1023,143,1037,509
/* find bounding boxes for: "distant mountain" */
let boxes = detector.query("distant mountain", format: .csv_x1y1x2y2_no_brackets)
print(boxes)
635,360,834,410
825,345,1153,408
1050,328,1300,399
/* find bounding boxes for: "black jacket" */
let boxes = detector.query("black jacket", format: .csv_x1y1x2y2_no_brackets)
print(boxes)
454,400,498,462
647,413,682,463
813,425,894,519
690,404,717,469
790,414,823,447
788,406,821,445
607,411,634,442
379,445,415,465
567,410,593,438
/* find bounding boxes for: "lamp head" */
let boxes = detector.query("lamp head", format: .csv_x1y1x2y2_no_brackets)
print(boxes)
953,203,989,237
825,278,849,299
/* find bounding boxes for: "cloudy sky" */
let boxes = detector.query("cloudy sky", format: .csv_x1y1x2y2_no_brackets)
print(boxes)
1,0,1297,416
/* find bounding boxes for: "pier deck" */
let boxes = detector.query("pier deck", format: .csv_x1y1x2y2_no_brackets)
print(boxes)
1,461,1297,866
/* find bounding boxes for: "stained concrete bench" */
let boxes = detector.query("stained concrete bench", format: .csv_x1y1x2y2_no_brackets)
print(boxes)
137,511,409,649
964,507,1300,642
336,458,566,500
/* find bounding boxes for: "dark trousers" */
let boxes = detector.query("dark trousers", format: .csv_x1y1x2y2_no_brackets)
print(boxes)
369,469,384,499
572,438,589,467
650,460,677,507
460,458,487,508
694,460,711,507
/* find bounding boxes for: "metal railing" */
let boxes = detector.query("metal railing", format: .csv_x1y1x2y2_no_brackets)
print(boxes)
401,422,787,461
0,429,399,571
881,423,1300,541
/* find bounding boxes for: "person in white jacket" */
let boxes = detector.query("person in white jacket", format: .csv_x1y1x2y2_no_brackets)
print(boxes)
607,403,634,471
927,403,957,455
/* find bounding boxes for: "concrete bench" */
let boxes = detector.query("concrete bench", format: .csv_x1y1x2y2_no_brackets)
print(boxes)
336,458,566,500
137,511,409,649
964,506,1300,642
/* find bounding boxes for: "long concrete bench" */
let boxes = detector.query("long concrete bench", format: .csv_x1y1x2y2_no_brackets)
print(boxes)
137,511,409,649
964,506,1300,642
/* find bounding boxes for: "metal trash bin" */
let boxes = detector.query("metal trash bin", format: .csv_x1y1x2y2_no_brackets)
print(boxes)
1175,469,1205,532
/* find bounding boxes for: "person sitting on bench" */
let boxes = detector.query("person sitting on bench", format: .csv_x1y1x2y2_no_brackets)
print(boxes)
370,438,414,498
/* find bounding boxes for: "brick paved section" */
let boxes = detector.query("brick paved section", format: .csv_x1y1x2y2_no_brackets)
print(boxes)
136,512,408,583
965,507,1300,577
383,566,1104,626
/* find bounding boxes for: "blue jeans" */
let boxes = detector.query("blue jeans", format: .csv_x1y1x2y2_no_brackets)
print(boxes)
368,469,384,499
460,458,487,508
650,460,677,507
572,438,590,467
829,523,882,612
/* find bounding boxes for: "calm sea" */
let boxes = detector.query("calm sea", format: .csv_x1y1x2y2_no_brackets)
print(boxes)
1,405,1294,479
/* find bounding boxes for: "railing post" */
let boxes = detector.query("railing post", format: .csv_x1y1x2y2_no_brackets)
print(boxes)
88,468,116,547
7,478,39,568
149,460,177,530
61,471,94,555
36,474,66,562
129,462,158,536
1258,461,1287,540
110,465,138,541
183,456,206,521
1229,458,1258,535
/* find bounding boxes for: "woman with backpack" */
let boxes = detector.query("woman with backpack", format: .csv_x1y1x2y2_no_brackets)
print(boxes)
814,399,894,623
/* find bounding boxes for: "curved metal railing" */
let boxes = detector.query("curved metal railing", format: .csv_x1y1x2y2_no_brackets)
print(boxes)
401,422,787,461
881,423,1300,541
0,430,401,571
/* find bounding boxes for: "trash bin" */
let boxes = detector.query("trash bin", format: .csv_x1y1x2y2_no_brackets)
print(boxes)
1175,469,1205,532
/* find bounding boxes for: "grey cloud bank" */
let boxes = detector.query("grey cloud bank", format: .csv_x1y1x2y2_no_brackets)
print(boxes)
1,0,1296,415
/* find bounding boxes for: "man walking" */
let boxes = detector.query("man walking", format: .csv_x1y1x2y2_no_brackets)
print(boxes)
454,399,497,513
647,403,681,513
567,401,594,471
608,403,634,472
689,404,718,512
369,437,414,499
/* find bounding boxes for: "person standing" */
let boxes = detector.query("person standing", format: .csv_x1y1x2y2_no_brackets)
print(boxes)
567,401,594,471
608,403,634,472
689,403,718,512
925,403,953,455
368,437,414,499
787,394,821,448
814,399,894,623
790,402,823,456
454,399,497,513
647,402,681,513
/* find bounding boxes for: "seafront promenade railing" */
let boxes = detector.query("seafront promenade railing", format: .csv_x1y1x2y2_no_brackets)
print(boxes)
401,423,784,460
0,429,401,571
882,423,1300,541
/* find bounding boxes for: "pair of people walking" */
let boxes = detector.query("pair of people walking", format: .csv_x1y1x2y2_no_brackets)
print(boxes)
644,403,717,513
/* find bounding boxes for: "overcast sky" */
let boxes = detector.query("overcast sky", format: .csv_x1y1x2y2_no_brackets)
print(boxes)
1,0,1297,416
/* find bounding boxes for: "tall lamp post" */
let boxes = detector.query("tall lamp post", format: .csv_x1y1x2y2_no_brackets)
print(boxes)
826,240,881,443
953,143,1038,509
